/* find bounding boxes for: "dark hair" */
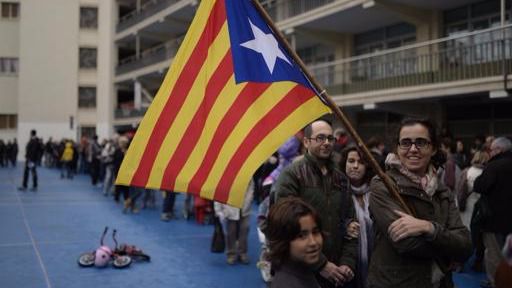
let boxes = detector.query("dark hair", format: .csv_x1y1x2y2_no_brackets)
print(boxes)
30,129,37,137
441,137,456,154
304,119,332,138
267,197,322,268
396,118,446,168
367,136,384,149
339,145,375,184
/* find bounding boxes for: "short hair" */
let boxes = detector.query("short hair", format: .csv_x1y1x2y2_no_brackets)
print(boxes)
492,137,512,152
396,118,446,168
304,119,332,138
266,197,322,268
30,129,37,136
339,145,375,184
367,136,384,149
441,137,456,153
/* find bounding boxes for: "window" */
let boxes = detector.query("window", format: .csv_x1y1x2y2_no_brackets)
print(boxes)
78,87,96,108
0,57,18,75
80,126,96,138
79,48,97,69
354,23,416,55
297,45,335,85
353,23,417,80
444,0,512,65
1,2,19,19
260,0,277,20
80,7,98,29
0,114,17,129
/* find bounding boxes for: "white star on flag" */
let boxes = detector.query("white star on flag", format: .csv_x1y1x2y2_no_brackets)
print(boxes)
240,19,292,74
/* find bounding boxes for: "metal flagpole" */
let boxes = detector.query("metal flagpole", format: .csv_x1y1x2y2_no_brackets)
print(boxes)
251,0,413,215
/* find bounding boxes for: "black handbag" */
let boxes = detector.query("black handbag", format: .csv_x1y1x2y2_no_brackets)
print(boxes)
210,216,225,253
471,195,491,230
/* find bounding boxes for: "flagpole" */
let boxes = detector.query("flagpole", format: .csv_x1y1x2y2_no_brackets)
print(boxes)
251,0,413,215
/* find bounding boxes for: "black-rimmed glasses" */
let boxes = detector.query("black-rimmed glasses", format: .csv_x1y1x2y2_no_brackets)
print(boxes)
398,138,431,150
308,134,336,143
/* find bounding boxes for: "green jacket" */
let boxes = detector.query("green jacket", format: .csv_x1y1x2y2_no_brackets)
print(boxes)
368,168,472,288
273,153,358,271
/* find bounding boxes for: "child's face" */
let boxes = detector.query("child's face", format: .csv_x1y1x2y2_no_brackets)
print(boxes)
289,214,323,265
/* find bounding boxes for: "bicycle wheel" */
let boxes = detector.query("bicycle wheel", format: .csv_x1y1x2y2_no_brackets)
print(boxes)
78,253,95,267
112,255,132,269
131,252,150,262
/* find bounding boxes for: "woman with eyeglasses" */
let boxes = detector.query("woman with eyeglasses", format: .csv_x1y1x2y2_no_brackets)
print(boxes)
367,118,472,288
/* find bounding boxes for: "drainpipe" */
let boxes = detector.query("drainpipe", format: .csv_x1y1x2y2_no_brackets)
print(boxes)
501,0,508,91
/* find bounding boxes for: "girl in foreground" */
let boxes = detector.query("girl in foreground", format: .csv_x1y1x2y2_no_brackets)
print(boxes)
267,197,323,288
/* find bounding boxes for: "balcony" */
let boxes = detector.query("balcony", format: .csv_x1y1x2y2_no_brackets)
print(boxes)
262,0,335,22
308,26,512,96
115,107,148,119
116,37,183,75
117,0,182,32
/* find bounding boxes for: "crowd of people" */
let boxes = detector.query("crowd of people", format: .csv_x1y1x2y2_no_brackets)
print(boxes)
8,131,168,215
0,138,18,167
255,118,511,288
7,117,512,288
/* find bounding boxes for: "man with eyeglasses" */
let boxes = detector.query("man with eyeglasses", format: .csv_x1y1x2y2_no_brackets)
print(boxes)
474,137,512,288
272,119,358,288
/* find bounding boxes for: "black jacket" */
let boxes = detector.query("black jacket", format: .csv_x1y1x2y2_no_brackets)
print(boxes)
25,137,41,162
271,260,320,288
473,151,512,234
274,153,357,272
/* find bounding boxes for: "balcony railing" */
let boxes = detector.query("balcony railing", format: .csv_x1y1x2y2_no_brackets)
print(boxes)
117,0,182,32
308,26,512,95
115,107,148,119
262,0,335,22
116,36,183,75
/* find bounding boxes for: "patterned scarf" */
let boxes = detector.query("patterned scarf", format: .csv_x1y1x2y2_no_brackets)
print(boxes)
385,153,439,197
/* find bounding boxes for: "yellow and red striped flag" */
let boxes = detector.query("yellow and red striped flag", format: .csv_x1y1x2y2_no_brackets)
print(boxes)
116,0,330,207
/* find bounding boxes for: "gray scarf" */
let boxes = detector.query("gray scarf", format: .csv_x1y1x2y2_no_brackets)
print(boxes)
351,184,372,288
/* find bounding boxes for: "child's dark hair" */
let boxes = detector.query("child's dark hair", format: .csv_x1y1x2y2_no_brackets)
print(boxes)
266,197,322,268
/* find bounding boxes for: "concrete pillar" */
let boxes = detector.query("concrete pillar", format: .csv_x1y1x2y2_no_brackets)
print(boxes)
135,33,140,58
96,0,116,140
134,80,142,110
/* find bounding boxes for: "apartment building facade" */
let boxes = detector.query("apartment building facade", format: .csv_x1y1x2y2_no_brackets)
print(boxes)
2,0,511,152
0,1,19,142
0,0,116,151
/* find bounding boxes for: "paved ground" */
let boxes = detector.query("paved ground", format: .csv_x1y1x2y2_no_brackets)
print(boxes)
0,165,485,288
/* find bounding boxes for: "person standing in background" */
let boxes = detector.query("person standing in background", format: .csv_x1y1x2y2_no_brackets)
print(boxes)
18,130,42,191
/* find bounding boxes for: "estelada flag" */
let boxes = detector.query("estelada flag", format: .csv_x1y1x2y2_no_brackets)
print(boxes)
116,0,331,207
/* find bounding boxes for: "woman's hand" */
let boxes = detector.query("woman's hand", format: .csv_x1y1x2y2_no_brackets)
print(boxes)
346,221,360,239
388,210,434,242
